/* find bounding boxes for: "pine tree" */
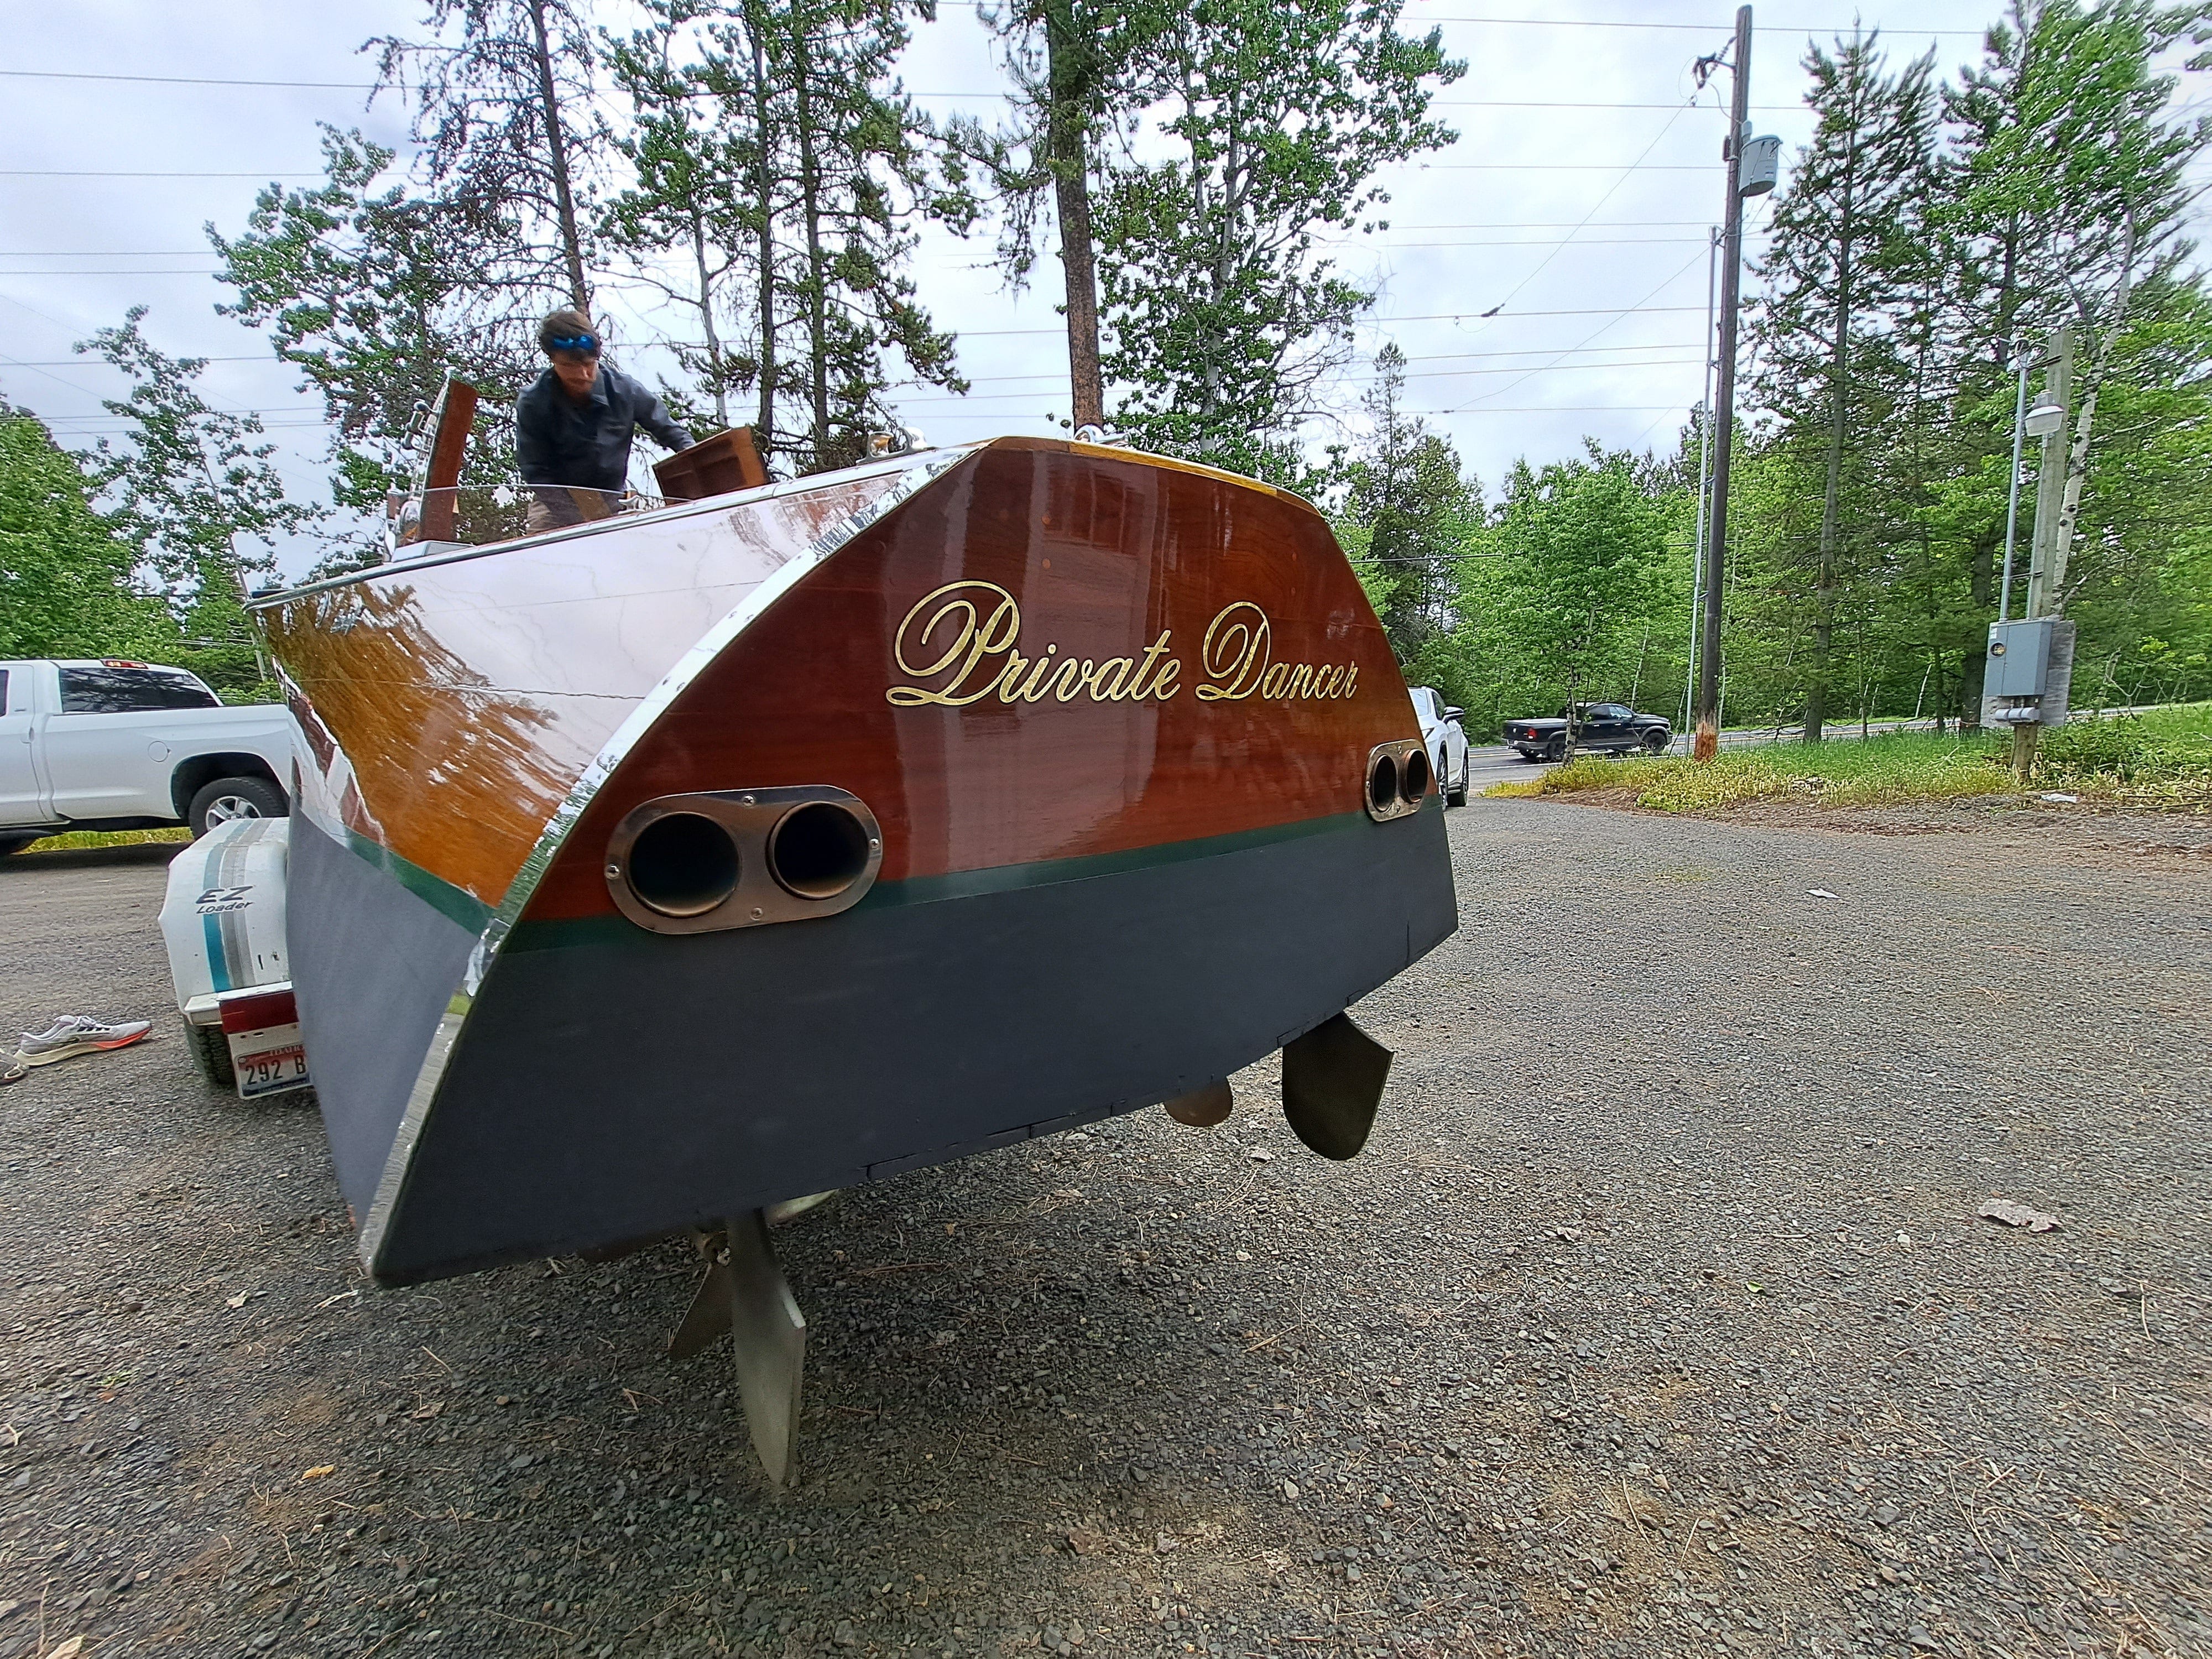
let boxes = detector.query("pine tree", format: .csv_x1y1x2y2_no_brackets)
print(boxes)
72,312,319,693
367,0,603,312
682,0,974,473
1937,0,2210,720
1095,0,1460,477
1339,345,1477,661
1750,32,1938,742
972,0,1163,432
604,4,761,429
210,128,534,525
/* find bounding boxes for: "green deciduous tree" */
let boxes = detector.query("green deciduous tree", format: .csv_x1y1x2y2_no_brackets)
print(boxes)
0,405,172,662
75,311,318,693
1470,447,1670,750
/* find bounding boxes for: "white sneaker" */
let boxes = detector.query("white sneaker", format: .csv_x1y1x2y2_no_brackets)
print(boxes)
14,1015,153,1067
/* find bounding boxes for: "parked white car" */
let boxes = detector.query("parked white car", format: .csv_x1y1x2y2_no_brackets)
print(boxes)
0,659,293,852
1409,685,1470,806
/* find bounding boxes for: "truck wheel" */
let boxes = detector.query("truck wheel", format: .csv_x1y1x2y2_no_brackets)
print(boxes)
1544,736,1567,763
1447,757,1469,806
1644,729,1671,754
187,775,286,837
185,1019,236,1089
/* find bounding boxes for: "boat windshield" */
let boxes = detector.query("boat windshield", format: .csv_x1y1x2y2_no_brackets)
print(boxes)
387,484,671,554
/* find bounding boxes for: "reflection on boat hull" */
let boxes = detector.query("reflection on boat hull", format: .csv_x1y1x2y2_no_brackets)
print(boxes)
254,437,1458,1285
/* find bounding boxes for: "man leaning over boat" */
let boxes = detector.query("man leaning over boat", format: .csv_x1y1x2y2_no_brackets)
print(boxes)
515,307,694,533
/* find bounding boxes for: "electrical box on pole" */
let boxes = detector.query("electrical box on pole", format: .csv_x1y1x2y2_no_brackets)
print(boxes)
1981,618,2076,731
1736,133,1782,196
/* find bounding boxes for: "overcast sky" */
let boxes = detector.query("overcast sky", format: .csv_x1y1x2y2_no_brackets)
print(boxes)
3,1,2204,579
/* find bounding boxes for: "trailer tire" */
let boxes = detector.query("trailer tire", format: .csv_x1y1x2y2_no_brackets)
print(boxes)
187,775,286,838
185,1019,235,1089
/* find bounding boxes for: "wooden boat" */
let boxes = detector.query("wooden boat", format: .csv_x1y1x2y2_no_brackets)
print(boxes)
252,422,1455,1480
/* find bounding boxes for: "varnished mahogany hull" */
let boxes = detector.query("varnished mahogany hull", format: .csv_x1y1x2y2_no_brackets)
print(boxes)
258,439,1457,1282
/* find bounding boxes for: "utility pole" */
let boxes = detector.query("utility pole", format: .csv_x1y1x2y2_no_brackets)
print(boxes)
1694,6,1760,762
1681,227,1720,754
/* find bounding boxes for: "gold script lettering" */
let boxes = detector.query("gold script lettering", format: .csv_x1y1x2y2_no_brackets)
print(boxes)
886,588,1360,708
1194,602,1270,702
885,581,1021,707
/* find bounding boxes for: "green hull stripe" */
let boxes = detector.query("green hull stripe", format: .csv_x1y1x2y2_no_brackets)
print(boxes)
338,826,498,936
859,810,1364,909
502,809,1374,956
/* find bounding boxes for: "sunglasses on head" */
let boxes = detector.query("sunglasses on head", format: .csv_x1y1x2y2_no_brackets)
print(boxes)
548,333,599,354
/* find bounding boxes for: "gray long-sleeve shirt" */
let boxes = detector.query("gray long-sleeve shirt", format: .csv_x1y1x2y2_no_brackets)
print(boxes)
514,363,693,494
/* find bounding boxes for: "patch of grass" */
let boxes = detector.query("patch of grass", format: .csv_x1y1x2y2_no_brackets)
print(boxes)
12,826,192,854
1494,729,2015,812
1490,705,2212,813
2037,703,2212,808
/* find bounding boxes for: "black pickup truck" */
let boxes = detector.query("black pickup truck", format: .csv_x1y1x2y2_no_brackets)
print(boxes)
1505,702,1673,761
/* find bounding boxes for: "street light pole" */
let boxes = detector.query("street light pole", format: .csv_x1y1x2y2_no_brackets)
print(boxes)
1694,5,1755,762
1998,337,2030,624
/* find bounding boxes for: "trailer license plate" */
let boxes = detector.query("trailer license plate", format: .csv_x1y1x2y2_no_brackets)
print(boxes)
229,1022,312,1099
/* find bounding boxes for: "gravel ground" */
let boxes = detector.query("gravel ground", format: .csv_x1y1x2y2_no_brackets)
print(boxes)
2,799,2207,1659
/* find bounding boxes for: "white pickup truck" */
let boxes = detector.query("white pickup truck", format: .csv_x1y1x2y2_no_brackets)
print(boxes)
0,659,293,853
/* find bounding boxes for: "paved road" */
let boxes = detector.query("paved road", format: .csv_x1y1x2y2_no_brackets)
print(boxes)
3,805,2208,1659
1462,721,1965,781
1463,743,1552,790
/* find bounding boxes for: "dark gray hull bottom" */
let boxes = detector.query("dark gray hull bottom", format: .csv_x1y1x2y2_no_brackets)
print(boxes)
288,810,1456,1284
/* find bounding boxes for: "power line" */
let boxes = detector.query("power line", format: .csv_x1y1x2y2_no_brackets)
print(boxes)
1393,12,1987,33
28,346,1708,415
4,340,1703,374
0,58,1868,102
0,232,1724,276
910,401,1688,414
1413,163,1720,171
961,305,1707,338
0,69,374,90
0,170,325,179
0,354,272,367
1468,92,1704,317
1443,245,1710,415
